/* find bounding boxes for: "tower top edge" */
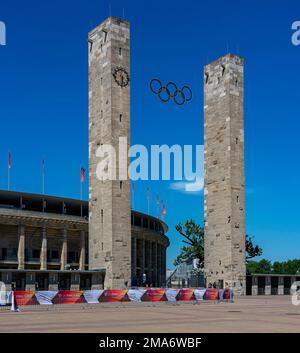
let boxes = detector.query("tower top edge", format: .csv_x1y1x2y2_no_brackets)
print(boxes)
89,16,130,35
204,53,244,67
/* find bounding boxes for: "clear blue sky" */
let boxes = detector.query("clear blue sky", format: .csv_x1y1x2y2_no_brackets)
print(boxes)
1,0,299,268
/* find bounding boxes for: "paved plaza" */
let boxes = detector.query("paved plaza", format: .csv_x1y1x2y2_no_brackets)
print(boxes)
0,296,299,333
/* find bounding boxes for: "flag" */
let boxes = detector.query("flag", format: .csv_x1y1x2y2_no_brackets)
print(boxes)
156,193,159,205
8,152,11,169
8,152,11,191
80,167,85,183
161,200,166,219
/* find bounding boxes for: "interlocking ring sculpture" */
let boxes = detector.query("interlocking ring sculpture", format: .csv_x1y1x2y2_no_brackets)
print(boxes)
150,79,192,106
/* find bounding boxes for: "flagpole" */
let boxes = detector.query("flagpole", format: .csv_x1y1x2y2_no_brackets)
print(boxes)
80,166,85,217
132,182,135,210
8,168,10,191
80,166,83,201
42,160,45,195
162,201,166,221
80,181,83,217
8,152,11,191
147,188,150,215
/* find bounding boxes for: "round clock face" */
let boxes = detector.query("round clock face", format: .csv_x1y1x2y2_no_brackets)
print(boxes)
112,67,130,88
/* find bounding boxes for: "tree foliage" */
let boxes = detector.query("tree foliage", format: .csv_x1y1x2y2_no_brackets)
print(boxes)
173,220,204,269
247,259,272,274
174,219,263,268
245,235,263,260
247,259,300,274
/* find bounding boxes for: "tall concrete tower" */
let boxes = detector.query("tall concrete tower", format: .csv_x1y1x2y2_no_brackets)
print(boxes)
88,17,131,289
204,54,246,294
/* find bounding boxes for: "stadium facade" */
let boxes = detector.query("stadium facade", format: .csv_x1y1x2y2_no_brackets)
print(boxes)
0,190,169,291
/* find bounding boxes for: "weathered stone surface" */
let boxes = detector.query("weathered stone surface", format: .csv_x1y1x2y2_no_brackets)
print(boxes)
88,17,131,289
204,54,246,294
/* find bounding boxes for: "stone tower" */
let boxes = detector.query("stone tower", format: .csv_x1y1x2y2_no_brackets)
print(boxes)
204,54,246,294
88,17,131,289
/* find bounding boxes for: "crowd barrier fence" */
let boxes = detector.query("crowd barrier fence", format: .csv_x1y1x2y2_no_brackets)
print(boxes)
0,288,233,307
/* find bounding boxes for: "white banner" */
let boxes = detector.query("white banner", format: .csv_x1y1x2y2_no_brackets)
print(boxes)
0,287,11,306
165,289,180,302
127,289,147,302
83,290,104,303
194,289,206,301
35,291,58,305
0,283,7,306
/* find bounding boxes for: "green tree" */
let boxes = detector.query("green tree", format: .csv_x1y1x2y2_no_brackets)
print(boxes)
245,235,263,260
247,260,262,274
173,219,263,269
256,259,272,274
173,220,204,270
283,259,300,274
272,261,285,274
246,259,272,274
247,259,300,274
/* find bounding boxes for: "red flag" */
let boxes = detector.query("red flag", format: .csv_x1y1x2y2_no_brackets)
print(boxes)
80,167,85,183
8,152,11,169
161,201,166,219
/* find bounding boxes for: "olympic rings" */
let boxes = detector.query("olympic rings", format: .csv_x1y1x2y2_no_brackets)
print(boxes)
149,79,193,106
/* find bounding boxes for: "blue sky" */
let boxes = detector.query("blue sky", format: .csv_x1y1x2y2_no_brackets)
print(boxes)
0,0,300,268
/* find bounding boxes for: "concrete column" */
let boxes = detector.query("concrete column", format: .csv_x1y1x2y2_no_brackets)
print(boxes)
79,230,85,271
49,272,58,291
17,225,25,270
278,276,284,295
157,243,161,287
162,247,166,286
154,243,159,287
160,245,165,286
1,272,12,291
60,228,67,270
291,276,296,295
25,272,36,291
265,276,271,295
149,241,152,286
142,238,145,285
132,237,137,279
40,226,47,270
71,273,80,291
91,272,104,290
251,276,258,295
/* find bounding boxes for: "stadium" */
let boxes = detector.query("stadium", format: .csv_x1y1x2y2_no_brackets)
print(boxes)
0,190,169,291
